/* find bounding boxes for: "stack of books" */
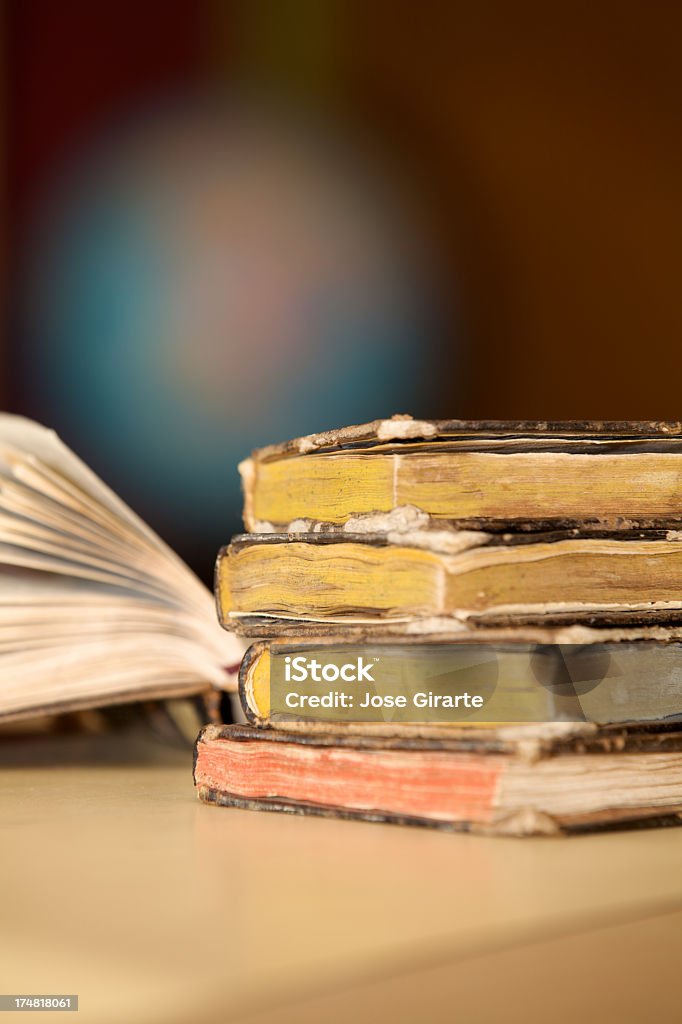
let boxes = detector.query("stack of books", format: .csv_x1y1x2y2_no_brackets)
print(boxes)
194,416,682,836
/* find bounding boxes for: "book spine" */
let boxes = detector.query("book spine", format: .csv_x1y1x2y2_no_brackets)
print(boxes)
237,641,267,726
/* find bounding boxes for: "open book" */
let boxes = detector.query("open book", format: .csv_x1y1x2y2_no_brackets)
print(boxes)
0,415,243,722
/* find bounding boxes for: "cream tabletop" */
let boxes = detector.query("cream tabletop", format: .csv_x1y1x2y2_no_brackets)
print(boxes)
1,731,681,1023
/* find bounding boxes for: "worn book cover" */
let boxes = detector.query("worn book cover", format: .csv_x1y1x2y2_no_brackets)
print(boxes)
217,531,682,634
194,722,682,837
238,633,682,734
240,415,682,533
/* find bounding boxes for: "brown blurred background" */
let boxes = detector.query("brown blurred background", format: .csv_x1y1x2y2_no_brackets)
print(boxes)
2,1,681,577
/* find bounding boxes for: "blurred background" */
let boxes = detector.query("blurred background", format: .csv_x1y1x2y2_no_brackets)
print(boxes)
3,0,682,582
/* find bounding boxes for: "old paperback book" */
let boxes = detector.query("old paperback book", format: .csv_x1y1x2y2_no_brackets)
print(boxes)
237,633,682,733
217,532,682,633
240,416,682,533
194,722,682,836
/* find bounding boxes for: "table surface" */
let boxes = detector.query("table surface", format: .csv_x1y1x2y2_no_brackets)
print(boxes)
1,730,681,1024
